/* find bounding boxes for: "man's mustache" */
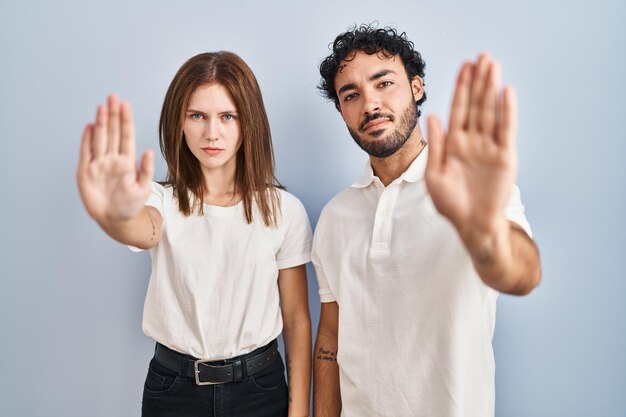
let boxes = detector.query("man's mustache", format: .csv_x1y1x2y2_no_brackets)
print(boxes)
359,112,395,132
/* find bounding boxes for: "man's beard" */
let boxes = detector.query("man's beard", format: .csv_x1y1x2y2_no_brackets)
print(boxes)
347,99,418,158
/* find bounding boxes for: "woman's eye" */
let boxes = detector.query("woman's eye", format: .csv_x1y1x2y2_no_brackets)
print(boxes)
191,113,203,120
223,114,236,121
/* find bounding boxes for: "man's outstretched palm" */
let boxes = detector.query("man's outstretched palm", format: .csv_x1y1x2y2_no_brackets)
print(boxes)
425,54,517,241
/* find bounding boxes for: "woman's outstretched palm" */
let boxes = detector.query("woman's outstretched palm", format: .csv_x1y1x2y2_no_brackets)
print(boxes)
77,95,154,224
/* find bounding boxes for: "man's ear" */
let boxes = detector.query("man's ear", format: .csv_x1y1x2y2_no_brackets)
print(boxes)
411,76,424,101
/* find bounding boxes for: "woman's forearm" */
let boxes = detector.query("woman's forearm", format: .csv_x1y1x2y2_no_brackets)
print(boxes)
283,317,312,416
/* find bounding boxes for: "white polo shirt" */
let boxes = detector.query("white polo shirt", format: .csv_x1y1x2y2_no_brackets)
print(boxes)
312,148,531,417
135,183,312,360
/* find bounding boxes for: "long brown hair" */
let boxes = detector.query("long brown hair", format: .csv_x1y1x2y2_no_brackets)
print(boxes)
159,51,281,227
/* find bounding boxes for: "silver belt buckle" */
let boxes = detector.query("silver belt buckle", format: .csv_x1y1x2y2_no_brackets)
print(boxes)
194,359,226,386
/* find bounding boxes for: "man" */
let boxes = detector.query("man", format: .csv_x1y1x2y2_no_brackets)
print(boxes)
312,25,541,417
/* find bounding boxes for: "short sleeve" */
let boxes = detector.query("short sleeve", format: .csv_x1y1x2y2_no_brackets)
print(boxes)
504,185,532,238
312,261,336,303
128,182,165,253
275,193,313,270
311,215,337,303
145,182,165,218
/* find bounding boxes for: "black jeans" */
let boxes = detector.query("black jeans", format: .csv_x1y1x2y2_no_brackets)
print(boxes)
141,344,288,417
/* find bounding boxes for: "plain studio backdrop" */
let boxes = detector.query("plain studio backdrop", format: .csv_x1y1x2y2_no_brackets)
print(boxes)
1,0,624,416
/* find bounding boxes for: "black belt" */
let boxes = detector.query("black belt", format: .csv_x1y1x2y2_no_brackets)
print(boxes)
154,340,279,386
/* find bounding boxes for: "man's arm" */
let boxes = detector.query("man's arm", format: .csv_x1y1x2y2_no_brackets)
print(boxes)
313,301,341,417
464,219,541,295
425,53,541,295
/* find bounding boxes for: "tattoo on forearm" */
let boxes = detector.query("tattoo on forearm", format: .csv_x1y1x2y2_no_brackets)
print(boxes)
316,347,337,362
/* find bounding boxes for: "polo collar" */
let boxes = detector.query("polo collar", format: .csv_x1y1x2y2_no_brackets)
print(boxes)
351,146,429,188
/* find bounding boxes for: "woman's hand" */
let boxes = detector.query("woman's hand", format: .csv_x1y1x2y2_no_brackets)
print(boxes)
77,95,154,224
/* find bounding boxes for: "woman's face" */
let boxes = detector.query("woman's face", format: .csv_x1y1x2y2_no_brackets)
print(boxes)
183,83,242,177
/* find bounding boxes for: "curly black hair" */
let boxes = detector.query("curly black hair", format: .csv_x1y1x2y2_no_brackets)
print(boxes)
319,24,427,116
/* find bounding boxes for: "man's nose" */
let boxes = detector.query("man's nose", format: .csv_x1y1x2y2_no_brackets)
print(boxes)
362,90,382,115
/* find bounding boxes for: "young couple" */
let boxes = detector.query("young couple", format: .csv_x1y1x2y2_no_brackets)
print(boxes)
77,24,541,417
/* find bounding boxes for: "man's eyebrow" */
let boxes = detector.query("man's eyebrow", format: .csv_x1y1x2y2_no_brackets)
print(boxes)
337,69,398,96
370,69,397,80
337,82,357,96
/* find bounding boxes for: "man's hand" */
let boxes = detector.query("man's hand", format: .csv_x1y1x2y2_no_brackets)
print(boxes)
425,54,541,295
425,53,517,248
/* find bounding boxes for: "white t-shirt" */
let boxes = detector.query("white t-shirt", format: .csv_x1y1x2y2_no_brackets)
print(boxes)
135,182,312,360
312,149,532,417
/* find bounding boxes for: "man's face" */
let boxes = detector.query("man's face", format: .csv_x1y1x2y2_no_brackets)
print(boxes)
334,50,423,158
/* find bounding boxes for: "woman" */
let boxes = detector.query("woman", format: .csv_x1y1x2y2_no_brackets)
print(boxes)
77,52,312,417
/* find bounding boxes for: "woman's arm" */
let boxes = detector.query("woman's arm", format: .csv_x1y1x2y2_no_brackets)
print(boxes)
278,264,312,417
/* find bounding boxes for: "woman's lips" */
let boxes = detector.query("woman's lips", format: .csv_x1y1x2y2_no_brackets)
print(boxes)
201,147,224,155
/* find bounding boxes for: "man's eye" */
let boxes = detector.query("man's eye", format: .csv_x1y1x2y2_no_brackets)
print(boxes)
379,81,393,88
344,93,357,102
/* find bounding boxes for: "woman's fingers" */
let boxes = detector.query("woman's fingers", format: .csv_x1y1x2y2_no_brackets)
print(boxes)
77,123,93,176
498,86,518,149
92,104,108,157
138,149,154,190
107,94,121,154
91,95,135,157
120,101,136,158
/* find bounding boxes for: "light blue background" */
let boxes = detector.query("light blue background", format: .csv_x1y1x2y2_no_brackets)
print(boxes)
1,0,624,416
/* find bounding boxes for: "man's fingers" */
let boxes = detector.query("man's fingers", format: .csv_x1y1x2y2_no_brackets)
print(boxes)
107,94,121,154
77,124,93,176
467,53,490,131
498,86,518,149
120,101,136,157
449,62,472,133
480,61,501,136
426,115,445,174
92,105,108,157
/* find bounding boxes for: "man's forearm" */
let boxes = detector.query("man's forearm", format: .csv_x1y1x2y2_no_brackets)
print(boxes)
313,335,341,417
465,220,541,295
